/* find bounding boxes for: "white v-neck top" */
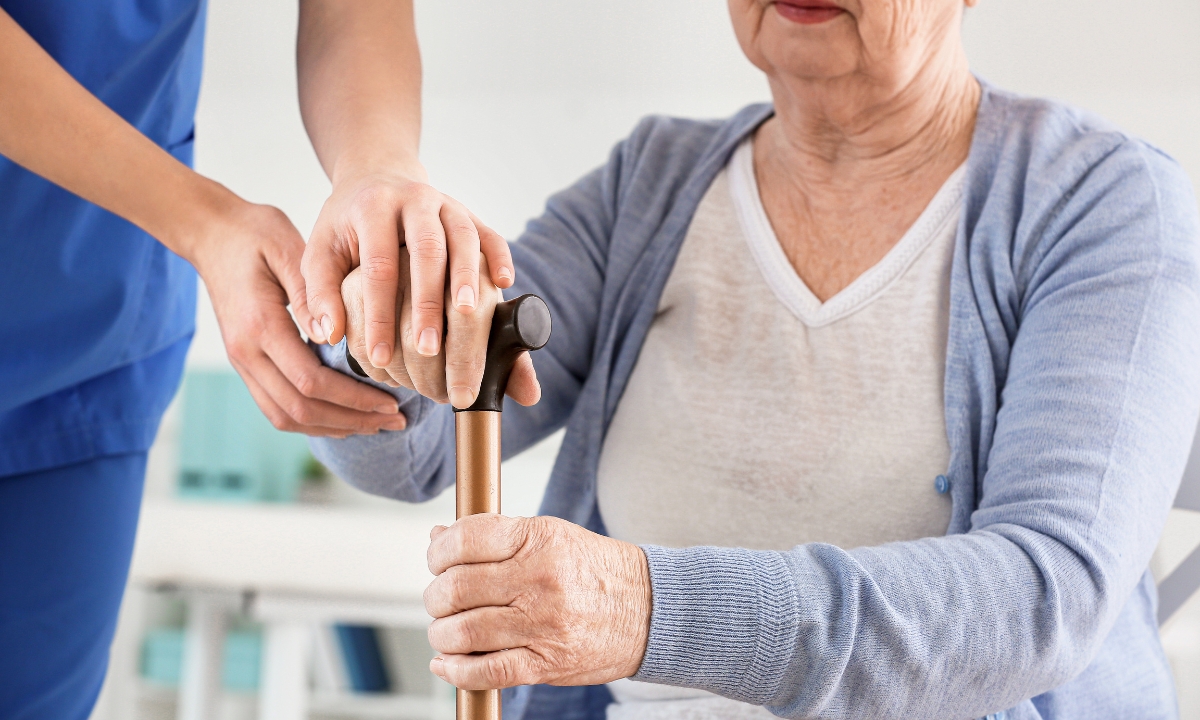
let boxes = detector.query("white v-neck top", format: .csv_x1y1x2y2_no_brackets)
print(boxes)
597,139,964,717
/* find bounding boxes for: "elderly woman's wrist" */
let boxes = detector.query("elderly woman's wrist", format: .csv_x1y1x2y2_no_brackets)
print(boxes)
619,542,653,678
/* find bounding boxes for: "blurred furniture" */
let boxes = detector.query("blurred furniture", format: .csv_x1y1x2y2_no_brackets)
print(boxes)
125,498,454,720
178,371,314,502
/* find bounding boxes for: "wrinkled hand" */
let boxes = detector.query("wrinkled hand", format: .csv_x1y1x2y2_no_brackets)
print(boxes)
423,515,652,690
302,171,514,371
340,250,540,408
191,200,407,437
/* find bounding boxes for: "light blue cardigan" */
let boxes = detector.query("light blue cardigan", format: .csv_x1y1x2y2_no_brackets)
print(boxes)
310,83,1200,720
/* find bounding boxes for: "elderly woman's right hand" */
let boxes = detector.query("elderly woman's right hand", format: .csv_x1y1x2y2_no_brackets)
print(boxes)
340,247,541,409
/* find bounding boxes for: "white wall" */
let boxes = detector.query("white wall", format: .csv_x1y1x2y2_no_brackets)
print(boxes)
183,0,1200,711
188,0,1200,366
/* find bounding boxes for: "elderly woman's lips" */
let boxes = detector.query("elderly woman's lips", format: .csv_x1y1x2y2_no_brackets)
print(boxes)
774,0,845,24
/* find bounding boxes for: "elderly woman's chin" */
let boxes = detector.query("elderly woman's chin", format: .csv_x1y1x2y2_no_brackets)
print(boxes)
728,0,973,87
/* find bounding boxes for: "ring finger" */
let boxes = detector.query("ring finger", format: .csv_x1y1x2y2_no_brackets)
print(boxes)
428,605,532,656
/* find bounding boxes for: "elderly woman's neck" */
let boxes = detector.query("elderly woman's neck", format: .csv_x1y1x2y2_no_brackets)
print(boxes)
761,58,979,188
751,52,978,302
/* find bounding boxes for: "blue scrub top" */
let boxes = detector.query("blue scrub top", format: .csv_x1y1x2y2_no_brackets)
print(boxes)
0,0,207,475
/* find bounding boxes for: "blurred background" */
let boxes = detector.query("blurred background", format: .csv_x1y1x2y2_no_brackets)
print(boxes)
90,1,1200,719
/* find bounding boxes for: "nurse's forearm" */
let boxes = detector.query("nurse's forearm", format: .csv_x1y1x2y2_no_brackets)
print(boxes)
0,8,238,263
297,0,425,184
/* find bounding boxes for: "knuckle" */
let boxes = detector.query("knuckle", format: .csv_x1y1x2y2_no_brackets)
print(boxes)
287,402,315,426
363,255,399,283
292,371,319,398
408,232,447,260
446,356,485,379
445,570,467,607
267,412,295,432
414,298,443,315
450,266,479,284
352,185,397,214
409,183,441,205
485,655,519,688
452,619,477,652
446,219,479,241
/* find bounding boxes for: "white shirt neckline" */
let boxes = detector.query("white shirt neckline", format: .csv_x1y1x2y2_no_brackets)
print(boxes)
727,137,966,328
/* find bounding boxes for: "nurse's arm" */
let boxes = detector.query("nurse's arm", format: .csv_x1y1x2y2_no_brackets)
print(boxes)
0,8,406,437
296,0,514,395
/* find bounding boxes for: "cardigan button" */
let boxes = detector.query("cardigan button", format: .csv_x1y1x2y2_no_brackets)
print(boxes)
934,475,951,494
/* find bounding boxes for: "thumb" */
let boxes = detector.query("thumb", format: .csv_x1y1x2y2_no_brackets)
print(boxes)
505,351,542,407
300,226,353,345
273,236,315,338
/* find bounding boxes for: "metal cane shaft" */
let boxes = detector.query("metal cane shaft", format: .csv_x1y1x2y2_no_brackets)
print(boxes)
455,411,502,720
450,293,551,720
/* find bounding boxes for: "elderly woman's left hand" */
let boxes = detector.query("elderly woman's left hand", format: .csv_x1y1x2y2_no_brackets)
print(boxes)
424,514,652,690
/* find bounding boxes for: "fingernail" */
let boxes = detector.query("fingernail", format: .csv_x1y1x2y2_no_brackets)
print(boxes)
320,315,333,340
309,319,326,344
371,343,391,366
374,402,399,414
384,416,408,431
448,387,475,409
497,267,512,283
456,285,475,310
430,656,444,676
417,327,439,357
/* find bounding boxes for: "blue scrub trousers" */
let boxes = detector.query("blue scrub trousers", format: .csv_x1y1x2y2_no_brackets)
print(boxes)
0,453,147,720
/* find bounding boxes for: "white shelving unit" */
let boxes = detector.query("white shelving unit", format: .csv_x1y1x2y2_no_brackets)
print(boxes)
91,430,560,720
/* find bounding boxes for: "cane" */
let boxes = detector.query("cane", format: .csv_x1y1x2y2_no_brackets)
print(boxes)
453,293,552,720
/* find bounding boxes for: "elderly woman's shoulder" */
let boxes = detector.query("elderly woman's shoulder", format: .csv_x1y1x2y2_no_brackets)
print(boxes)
976,84,1194,208
615,104,773,169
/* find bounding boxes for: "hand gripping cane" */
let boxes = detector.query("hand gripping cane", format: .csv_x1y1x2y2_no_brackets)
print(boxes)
453,294,552,720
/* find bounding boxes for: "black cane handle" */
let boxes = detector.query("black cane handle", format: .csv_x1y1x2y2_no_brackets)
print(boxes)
342,294,552,401
456,294,552,413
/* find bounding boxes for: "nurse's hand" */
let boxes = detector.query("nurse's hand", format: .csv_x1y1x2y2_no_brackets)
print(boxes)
301,171,515,370
193,200,409,437
423,515,652,689
339,251,540,408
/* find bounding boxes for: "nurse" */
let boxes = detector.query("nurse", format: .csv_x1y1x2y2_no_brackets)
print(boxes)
0,1,507,716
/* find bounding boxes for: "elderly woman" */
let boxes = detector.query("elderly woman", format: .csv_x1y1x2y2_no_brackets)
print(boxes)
308,0,1200,718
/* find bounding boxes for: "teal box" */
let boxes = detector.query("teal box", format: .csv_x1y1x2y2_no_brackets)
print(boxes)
140,628,185,686
139,627,263,691
178,370,312,502
222,630,263,692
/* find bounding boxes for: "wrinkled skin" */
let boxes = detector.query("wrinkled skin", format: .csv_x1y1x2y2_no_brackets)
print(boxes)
423,515,652,689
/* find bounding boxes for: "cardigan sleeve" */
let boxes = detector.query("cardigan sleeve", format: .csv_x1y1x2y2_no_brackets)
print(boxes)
632,139,1200,718
306,133,627,502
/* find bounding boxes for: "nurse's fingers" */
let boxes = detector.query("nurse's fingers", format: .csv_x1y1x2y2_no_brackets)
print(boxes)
471,212,515,290
443,253,496,409
269,222,317,344
258,319,406,423
443,202,480,317
341,264,417,390
402,190,449,360
238,341,408,435
395,265,449,403
301,224,353,346
231,358,353,439
355,198,403,370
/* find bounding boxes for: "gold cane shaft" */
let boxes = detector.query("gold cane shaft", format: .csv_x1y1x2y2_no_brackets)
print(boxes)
455,411,502,720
